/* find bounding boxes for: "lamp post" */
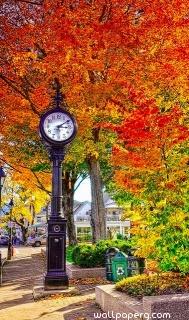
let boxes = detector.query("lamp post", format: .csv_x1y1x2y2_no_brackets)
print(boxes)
39,79,77,290
0,167,6,211
7,199,14,260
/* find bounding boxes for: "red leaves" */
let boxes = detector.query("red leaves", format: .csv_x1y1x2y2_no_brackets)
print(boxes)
108,99,189,192
114,105,189,151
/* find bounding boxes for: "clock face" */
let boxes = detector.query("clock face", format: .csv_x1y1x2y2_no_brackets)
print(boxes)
43,111,75,142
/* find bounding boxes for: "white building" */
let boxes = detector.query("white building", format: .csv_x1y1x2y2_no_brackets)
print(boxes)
30,205,49,235
33,195,130,241
74,195,130,241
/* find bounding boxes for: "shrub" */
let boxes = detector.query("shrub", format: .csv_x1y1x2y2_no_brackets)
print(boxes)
116,272,189,298
71,243,95,267
72,239,132,268
116,233,128,240
66,245,75,263
155,229,189,274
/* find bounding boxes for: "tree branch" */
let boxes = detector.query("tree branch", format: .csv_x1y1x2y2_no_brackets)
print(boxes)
74,174,89,192
0,157,22,173
0,73,40,116
32,171,51,195
11,216,24,228
161,144,169,180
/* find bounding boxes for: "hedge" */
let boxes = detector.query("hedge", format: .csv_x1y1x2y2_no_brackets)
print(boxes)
116,272,189,298
72,239,132,268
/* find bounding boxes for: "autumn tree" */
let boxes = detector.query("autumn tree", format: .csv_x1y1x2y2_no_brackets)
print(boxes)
1,0,189,242
0,175,49,241
104,95,189,272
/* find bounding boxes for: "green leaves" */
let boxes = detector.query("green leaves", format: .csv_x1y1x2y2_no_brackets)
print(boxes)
31,163,50,172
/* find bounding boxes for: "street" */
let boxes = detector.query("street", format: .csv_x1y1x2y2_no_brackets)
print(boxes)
0,246,7,259
0,245,43,259
0,245,106,320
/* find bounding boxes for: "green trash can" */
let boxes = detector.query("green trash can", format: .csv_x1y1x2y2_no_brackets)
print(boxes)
111,251,128,282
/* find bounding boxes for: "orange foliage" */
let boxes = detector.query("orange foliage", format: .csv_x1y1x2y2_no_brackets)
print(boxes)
0,1,189,189
107,101,189,192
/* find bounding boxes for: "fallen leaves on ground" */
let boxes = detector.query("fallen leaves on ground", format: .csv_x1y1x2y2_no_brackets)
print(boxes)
70,277,111,286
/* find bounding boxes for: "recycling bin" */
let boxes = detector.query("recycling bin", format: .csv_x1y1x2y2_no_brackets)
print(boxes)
111,251,128,282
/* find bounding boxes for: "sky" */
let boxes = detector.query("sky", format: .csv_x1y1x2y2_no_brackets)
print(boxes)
74,177,91,202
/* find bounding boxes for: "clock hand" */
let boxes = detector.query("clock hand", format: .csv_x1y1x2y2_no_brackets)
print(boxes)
54,126,68,131
57,120,70,128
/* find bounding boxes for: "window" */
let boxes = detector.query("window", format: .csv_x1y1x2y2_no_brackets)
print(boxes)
77,227,92,242
124,227,130,236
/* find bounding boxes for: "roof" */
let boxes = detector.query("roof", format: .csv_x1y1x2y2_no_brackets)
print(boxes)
73,195,121,216
103,192,120,209
74,201,91,216
105,198,118,209
73,200,82,211
103,192,110,204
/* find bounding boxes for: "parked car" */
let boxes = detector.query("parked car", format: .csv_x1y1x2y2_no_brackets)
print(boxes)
26,234,46,247
0,235,9,246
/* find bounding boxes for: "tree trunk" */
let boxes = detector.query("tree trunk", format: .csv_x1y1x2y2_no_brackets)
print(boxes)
31,203,35,225
62,170,77,246
20,225,28,243
12,217,28,243
88,155,106,242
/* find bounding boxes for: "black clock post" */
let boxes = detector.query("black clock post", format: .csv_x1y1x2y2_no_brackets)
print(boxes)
39,79,77,290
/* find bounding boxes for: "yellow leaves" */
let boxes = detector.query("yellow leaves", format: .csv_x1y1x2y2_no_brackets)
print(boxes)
134,231,159,258
12,169,51,202
13,204,32,223
65,50,72,62
12,52,37,77
175,25,188,41
23,189,49,213
149,44,159,56
104,101,122,119
169,210,187,228
92,151,99,159
128,208,142,222
156,199,167,209
84,139,99,159
2,175,49,225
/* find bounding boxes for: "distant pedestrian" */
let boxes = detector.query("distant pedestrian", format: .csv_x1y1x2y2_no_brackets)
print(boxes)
13,235,17,245
16,237,20,245
107,227,113,240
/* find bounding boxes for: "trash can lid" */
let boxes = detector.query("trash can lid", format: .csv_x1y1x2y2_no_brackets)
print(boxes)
106,247,120,255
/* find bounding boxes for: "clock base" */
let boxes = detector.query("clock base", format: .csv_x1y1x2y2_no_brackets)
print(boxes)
44,272,69,290
45,217,68,290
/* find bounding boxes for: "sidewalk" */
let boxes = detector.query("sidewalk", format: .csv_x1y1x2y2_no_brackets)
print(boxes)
0,247,109,320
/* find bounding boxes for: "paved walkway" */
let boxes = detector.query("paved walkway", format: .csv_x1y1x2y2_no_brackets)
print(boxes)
0,247,108,320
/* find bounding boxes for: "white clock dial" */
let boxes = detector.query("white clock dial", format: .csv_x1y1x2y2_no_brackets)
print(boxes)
43,112,74,142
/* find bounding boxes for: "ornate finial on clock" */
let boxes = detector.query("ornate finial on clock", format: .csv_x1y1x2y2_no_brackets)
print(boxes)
52,78,68,110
